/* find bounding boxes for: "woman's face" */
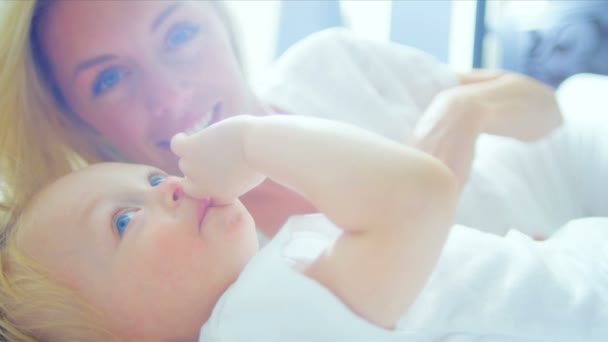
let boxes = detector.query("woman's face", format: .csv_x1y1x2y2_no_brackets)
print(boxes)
41,0,262,174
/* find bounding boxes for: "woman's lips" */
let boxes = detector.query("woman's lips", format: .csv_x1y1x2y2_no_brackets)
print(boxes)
156,102,223,150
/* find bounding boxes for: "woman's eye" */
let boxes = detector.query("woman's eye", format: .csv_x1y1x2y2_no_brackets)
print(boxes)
166,23,200,50
149,175,166,187
114,211,135,237
93,68,125,96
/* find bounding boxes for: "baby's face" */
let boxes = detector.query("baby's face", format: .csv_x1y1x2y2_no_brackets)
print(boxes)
18,163,258,339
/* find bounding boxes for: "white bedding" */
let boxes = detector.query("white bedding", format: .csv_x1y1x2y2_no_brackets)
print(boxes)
557,73,608,121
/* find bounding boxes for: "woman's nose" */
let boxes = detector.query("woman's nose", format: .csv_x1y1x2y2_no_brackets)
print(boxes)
143,72,189,119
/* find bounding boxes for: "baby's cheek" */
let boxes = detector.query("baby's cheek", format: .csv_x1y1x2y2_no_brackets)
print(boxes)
125,237,204,304
142,229,204,269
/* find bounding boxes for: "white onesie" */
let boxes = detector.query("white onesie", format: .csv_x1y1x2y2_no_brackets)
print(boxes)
200,214,608,341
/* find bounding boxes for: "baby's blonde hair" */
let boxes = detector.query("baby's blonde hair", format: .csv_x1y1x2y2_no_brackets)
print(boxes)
0,200,116,341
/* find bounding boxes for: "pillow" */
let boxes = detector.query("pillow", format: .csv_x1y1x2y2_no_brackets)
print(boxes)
556,73,608,121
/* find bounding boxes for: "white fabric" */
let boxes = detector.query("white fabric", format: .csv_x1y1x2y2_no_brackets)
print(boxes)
200,214,394,341
557,73,608,121
256,27,458,143
457,117,608,237
402,219,608,341
200,214,608,341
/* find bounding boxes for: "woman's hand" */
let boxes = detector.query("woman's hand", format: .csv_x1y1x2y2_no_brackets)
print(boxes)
170,116,265,204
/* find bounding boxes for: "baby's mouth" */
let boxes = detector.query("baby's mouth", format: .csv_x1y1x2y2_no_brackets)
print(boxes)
157,102,222,150
198,198,214,231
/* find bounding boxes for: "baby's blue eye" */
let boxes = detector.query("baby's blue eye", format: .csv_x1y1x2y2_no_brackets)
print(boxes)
93,69,124,96
114,211,135,237
149,175,166,187
166,23,199,50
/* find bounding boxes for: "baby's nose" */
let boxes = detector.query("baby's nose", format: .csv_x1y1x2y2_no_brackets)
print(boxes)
162,176,184,208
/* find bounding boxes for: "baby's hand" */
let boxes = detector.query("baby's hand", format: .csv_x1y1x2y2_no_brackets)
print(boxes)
170,116,265,204
412,90,480,187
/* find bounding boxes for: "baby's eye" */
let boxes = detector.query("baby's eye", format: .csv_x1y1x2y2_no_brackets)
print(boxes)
149,174,166,187
93,68,125,96
166,23,200,50
114,210,136,237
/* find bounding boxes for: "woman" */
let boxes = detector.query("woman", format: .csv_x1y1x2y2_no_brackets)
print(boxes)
0,0,561,235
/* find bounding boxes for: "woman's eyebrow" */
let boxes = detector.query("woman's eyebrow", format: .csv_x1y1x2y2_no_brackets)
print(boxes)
72,54,118,80
71,3,182,81
151,2,182,32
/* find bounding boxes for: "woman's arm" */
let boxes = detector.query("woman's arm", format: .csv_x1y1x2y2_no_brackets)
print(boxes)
172,115,458,328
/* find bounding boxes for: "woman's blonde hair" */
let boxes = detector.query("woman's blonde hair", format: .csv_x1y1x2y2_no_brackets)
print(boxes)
0,200,116,341
0,2,127,337
0,0,97,214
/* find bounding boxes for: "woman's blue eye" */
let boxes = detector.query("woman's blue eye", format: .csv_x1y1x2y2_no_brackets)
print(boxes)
150,175,166,187
93,69,124,96
114,211,135,237
166,24,199,50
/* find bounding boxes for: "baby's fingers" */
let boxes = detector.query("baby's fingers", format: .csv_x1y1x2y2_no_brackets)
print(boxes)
181,176,208,199
170,132,190,157
181,177,233,205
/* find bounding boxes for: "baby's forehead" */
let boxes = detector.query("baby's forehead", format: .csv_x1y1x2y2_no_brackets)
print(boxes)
77,162,146,178
64,162,156,186
32,163,145,209
19,163,147,235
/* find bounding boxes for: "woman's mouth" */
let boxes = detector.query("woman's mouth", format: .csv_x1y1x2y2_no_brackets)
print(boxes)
157,102,222,149
184,102,222,135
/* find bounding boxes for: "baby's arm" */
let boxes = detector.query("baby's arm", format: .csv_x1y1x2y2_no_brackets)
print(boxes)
413,70,563,186
172,115,458,328
248,116,457,328
456,70,563,141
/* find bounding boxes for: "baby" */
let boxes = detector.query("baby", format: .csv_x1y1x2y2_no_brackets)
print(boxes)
0,115,457,341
